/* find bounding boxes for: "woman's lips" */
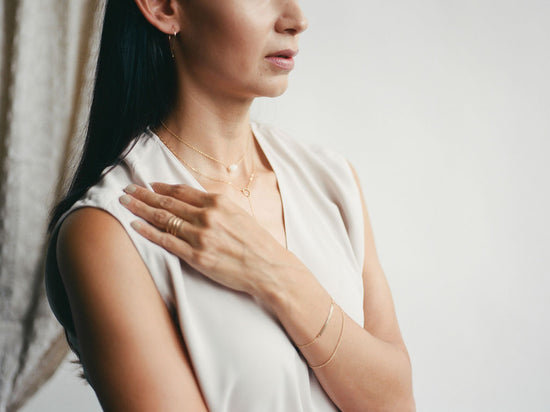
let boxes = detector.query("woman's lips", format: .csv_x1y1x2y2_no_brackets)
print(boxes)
265,56,295,70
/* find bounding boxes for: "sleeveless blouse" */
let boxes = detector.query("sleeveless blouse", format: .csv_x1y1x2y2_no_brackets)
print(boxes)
45,122,365,412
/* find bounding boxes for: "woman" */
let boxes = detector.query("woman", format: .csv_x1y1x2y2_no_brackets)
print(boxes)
46,0,415,410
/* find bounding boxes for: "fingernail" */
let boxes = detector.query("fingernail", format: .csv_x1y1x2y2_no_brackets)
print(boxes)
130,221,141,230
124,184,137,194
119,195,131,205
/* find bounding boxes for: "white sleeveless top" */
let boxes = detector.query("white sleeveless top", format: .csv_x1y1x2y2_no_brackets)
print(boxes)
46,122,365,412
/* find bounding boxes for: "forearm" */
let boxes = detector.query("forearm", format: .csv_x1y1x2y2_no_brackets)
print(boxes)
254,258,415,412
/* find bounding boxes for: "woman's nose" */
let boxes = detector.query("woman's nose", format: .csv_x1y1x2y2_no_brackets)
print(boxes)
276,0,309,35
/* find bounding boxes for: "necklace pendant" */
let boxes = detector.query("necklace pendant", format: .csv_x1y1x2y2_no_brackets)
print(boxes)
241,188,251,197
227,164,238,173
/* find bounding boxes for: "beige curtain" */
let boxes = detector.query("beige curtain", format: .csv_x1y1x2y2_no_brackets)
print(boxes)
0,1,105,410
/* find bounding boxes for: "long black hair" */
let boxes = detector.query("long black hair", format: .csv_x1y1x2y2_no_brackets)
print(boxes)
48,0,177,232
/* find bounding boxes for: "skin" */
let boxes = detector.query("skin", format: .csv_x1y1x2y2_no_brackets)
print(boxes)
57,0,416,411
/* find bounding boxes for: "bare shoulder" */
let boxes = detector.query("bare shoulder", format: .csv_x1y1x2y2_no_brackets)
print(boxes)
56,207,153,321
57,207,208,411
57,206,145,289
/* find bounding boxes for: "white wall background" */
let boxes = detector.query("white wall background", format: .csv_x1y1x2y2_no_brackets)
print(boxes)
21,1,550,411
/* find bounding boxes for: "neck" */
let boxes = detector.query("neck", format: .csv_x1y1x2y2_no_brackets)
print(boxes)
161,80,255,164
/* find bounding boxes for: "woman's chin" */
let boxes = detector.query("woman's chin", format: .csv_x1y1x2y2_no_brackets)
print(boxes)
260,79,290,98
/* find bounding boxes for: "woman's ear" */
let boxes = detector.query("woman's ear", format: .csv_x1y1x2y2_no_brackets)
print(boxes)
134,0,183,34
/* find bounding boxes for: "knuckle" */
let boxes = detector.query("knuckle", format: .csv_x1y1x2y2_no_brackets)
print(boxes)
198,209,217,227
193,250,215,269
153,209,169,225
159,196,174,209
160,233,174,249
208,193,223,207
192,250,205,266
195,230,211,249
197,210,208,226
172,185,187,198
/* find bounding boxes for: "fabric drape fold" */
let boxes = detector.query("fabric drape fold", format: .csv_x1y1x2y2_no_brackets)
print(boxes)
0,1,105,410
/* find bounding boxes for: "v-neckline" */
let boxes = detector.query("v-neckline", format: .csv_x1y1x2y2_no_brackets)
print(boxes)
149,123,290,251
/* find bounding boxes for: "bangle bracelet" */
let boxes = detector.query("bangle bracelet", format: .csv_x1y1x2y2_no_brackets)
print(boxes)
297,297,335,348
310,305,345,369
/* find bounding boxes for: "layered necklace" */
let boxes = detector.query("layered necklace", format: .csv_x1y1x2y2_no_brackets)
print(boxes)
157,121,257,217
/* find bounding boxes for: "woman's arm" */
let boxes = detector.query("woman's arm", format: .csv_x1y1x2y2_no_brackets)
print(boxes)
121,177,415,412
57,207,209,412
257,163,416,412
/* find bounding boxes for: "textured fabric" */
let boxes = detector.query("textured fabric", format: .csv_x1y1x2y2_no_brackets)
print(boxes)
0,1,105,410
45,122,365,412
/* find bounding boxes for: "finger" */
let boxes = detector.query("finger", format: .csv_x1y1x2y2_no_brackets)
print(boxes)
124,184,200,224
150,182,215,208
130,220,195,263
119,194,197,245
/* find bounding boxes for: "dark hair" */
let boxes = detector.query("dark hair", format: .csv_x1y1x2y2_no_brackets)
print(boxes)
48,0,176,232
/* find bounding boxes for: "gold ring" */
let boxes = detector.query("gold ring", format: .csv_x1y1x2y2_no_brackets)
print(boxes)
166,215,184,237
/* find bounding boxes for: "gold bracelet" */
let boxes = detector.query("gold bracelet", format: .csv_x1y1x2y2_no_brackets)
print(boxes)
297,297,335,348
310,305,345,369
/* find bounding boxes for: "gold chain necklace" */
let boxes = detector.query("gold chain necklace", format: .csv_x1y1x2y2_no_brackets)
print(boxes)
160,120,248,174
157,133,256,218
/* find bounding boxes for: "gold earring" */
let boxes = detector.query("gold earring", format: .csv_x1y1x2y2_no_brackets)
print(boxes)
168,30,177,59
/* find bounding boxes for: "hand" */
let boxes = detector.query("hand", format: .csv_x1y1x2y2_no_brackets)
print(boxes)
119,183,292,296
